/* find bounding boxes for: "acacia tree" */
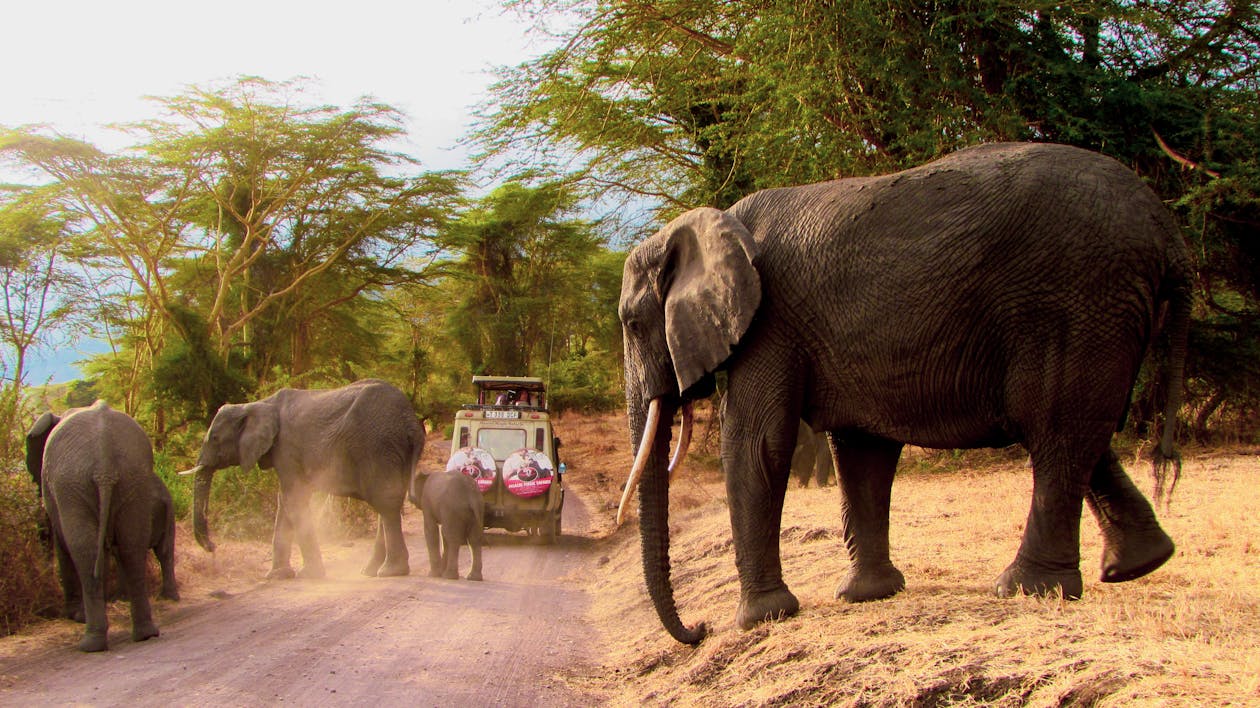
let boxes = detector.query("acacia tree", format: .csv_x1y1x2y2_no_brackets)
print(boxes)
480,0,1257,201
0,186,85,455
446,180,603,376
2,77,463,427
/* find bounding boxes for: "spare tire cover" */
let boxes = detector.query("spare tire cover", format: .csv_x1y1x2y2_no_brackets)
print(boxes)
447,447,497,492
502,448,554,498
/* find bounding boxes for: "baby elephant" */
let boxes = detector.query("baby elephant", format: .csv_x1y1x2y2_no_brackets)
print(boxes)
411,471,484,581
26,401,178,652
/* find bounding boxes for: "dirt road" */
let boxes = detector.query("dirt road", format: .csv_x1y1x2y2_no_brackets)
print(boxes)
0,490,608,707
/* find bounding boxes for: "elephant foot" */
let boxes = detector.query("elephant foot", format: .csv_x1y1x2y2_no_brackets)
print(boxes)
78,633,108,653
467,572,483,582
736,586,800,630
1100,528,1174,584
360,560,384,577
132,622,159,642
265,567,297,580
835,564,906,603
297,565,326,580
995,560,1083,600
374,560,410,577
442,569,460,580
428,568,443,578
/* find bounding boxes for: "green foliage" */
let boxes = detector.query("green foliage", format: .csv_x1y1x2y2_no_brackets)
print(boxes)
444,180,609,375
547,348,624,413
149,304,251,427
486,0,1260,439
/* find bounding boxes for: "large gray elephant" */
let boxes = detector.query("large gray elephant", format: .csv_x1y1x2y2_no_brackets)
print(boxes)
184,379,424,579
25,401,179,652
617,143,1191,644
411,471,485,581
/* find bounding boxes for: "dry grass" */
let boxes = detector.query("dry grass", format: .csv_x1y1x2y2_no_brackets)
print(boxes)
565,412,1260,707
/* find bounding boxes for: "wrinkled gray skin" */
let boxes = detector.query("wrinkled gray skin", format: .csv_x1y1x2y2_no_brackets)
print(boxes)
620,143,1191,644
191,379,423,579
25,401,179,652
411,471,484,581
791,420,833,488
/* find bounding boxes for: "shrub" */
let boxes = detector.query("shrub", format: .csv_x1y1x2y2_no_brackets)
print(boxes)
0,467,60,635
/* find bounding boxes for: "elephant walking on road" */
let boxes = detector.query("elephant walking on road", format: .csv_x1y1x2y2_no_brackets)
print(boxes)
184,379,424,579
26,401,179,652
617,143,1190,644
412,471,485,581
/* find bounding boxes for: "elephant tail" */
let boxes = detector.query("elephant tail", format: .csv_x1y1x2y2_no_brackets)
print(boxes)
1151,272,1192,507
94,479,115,581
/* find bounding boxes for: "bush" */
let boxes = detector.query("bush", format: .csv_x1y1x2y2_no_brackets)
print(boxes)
547,351,623,413
0,468,60,635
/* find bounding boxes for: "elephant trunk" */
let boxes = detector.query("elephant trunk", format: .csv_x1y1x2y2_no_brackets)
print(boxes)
190,465,217,553
629,396,707,645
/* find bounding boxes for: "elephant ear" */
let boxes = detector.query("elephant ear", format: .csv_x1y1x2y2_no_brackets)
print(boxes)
25,412,61,486
239,403,279,472
660,207,761,394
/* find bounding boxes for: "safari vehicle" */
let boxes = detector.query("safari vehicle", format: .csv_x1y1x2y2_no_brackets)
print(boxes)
446,376,565,543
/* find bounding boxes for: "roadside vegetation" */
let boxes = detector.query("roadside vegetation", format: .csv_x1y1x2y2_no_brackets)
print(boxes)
0,2,1257,694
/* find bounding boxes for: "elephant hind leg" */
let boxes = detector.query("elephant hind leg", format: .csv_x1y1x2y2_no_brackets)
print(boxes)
64,534,108,651
467,526,483,581
361,522,387,577
1087,448,1174,583
373,508,409,577
423,514,443,577
117,547,158,643
440,526,461,579
832,431,906,603
996,425,1111,600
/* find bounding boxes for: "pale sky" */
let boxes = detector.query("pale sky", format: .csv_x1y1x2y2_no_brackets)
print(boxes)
0,0,541,171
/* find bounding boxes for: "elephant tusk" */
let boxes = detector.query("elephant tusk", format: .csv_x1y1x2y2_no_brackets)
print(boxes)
178,464,205,477
617,398,661,526
668,402,694,482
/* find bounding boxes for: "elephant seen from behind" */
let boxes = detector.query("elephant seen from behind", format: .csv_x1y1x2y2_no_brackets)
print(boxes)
26,401,179,652
184,379,424,579
617,142,1190,644
411,470,485,581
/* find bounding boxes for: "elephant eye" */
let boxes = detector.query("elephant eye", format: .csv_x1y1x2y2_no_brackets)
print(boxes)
623,317,643,338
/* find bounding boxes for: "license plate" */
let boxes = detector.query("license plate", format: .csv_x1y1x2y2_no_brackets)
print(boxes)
485,410,520,419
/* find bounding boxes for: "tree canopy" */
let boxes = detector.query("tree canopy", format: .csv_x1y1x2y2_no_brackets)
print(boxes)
477,0,1260,436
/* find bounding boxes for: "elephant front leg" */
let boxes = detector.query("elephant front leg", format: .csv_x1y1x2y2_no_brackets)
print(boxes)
1086,448,1174,583
724,422,799,630
833,432,906,602
266,499,297,580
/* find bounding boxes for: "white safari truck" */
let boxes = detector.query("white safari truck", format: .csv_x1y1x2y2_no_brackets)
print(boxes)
446,376,565,543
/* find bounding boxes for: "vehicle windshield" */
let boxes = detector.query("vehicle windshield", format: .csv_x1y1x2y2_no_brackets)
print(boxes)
477,428,527,460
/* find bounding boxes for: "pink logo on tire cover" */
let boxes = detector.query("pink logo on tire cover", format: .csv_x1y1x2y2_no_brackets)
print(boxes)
502,449,554,498
447,447,497,492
